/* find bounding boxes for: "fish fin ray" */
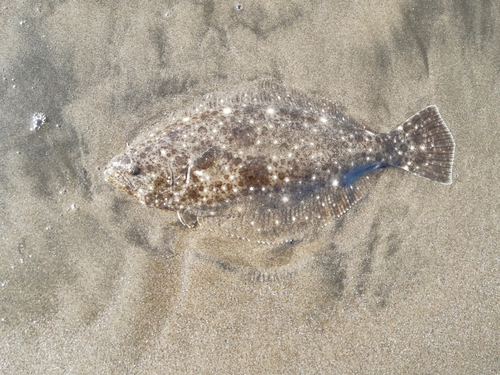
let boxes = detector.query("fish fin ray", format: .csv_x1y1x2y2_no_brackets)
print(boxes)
394,105,455,184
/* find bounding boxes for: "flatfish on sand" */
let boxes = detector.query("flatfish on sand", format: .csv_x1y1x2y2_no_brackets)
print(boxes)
105,82,455,244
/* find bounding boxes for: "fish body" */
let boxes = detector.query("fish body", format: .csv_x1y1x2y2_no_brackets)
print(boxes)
105,84,455,243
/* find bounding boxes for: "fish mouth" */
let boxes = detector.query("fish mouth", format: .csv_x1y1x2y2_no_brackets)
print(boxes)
104,155,140,194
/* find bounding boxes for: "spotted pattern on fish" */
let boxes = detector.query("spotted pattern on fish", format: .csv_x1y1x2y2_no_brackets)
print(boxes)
105,83,455,244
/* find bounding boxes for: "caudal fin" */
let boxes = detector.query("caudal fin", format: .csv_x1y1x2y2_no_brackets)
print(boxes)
394,105,455,184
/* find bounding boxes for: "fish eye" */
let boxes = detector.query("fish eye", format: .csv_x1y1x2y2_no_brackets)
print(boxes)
128,165,141,175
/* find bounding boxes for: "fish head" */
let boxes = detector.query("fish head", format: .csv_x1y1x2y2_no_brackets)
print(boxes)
104,141,192,208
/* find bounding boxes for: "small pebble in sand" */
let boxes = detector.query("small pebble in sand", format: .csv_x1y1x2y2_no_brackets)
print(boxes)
30,112,46,131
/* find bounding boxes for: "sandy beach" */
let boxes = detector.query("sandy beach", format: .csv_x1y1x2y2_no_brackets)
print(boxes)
1,1,499,373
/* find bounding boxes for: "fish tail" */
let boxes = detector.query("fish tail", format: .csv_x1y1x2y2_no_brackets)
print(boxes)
392,105,455,184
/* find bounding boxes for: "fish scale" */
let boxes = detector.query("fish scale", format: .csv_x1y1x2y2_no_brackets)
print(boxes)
105,82,455,244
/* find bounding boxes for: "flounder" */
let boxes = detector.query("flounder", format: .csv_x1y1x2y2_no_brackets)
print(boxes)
105,83,455,244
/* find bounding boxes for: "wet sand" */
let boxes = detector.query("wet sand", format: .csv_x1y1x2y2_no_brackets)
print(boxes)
1,1,499,373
